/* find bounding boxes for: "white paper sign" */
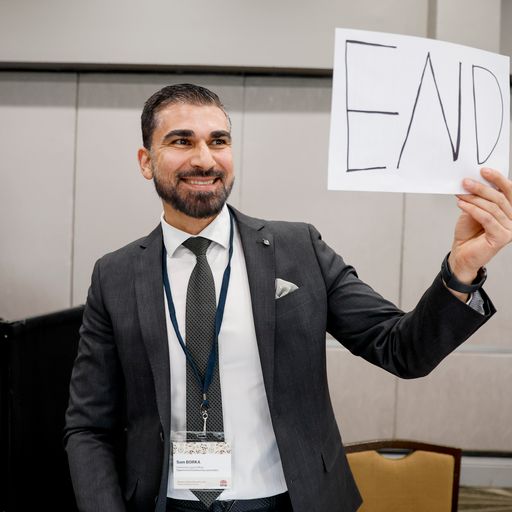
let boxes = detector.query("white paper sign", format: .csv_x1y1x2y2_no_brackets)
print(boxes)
173,441,232,490
327,29,510,194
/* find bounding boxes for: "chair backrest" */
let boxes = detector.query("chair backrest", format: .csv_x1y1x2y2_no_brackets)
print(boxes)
345,439,461,512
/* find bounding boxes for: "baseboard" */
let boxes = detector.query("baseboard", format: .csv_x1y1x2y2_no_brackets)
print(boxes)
461,456,512,487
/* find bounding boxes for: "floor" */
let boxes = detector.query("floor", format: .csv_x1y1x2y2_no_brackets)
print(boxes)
459,487,512,511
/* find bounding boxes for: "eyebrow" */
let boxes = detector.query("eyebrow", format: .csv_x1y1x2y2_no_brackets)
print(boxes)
161,129,232,143
162,129,194,142
210,130,232,141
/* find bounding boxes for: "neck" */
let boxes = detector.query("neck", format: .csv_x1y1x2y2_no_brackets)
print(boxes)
162,204,219,235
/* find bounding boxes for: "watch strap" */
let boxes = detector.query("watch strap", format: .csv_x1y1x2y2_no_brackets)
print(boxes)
441,252,487,293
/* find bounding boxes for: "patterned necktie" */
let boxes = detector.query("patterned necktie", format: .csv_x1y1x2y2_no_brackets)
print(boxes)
182,236,224,508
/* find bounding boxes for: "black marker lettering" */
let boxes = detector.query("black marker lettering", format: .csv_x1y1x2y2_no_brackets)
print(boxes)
345,40,398,172
397,53,462,168
472,65,504,165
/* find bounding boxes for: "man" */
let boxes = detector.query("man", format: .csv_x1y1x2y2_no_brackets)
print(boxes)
64,83,512,512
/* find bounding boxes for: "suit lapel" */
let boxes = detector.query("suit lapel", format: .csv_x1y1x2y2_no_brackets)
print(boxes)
230,207,276,409
134,225,171,436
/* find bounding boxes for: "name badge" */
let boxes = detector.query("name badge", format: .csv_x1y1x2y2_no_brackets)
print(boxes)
173,441,232,490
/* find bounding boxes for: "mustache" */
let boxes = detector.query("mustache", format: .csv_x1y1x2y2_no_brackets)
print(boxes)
177,169,224,180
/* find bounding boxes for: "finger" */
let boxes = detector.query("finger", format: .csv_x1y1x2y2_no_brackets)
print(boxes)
462,178,512,219
456,199,512,247
481,167,512,201
457,194,512,230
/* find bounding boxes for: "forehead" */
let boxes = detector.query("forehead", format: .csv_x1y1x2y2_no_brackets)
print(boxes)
154,103,229,136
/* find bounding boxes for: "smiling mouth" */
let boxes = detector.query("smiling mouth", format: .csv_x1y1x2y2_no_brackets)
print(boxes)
184,178,216,185
180,174,223,187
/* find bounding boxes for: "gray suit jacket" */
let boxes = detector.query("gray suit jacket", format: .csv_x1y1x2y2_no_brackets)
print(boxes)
64,206,494,512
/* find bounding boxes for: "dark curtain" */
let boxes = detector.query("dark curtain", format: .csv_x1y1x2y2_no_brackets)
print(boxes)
0,306,84,512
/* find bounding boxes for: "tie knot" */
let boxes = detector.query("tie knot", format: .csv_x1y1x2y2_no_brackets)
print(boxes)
182,236,211,257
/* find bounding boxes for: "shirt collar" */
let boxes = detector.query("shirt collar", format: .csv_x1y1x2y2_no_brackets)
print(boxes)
161,204,231,257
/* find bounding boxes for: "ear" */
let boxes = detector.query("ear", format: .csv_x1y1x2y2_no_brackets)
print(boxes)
138,147,153,180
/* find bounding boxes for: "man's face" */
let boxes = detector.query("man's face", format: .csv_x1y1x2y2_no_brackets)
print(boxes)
141,102,234,219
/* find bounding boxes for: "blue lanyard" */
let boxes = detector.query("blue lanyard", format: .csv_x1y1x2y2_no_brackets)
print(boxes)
162,211,234,417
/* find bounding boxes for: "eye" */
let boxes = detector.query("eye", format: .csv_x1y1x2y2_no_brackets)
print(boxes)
170,138,190,146
210,138,229,146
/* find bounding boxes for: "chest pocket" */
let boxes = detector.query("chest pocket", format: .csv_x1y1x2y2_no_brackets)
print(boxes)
275,286,312,317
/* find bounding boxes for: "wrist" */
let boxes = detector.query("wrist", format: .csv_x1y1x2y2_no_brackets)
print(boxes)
447,253,478,284
442,252,487,294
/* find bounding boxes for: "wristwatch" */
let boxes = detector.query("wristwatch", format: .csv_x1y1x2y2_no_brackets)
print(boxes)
441,252,487,293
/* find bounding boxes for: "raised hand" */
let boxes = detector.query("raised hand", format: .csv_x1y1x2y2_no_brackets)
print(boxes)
448,167,512,287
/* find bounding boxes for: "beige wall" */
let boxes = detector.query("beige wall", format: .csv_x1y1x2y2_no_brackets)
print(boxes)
502,0,512,60
1,0,511,451
0,0,428,69
0,74,77,315
435,0,502,52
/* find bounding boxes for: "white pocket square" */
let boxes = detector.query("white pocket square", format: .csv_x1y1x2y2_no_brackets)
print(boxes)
275,278,299,299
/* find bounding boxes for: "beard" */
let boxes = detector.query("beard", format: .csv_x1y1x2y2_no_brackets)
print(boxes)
153,168,234,219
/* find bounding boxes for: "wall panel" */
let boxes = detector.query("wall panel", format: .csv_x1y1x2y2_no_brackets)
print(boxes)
0,0,428,70
435,0,502,52
396,352,512,450
0,72,76,320
326,346,397,443
501,0,512,60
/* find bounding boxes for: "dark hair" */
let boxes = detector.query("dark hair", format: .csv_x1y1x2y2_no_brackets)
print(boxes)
141,83,229,149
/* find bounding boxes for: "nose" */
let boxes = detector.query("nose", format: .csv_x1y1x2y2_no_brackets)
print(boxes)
190,141,216,169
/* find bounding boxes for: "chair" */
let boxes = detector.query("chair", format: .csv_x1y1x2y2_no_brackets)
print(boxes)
345,439,461,512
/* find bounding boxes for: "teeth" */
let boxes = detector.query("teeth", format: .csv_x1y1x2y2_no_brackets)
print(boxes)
188,179,215,185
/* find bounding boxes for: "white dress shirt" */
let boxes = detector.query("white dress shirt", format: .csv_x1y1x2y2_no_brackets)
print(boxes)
161,205,287,500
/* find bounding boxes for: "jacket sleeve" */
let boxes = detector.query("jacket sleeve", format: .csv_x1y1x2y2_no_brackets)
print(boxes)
63,259,127,512
308,224,495,378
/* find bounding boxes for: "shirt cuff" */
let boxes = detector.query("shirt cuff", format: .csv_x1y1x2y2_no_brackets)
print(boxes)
466,290,485,315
